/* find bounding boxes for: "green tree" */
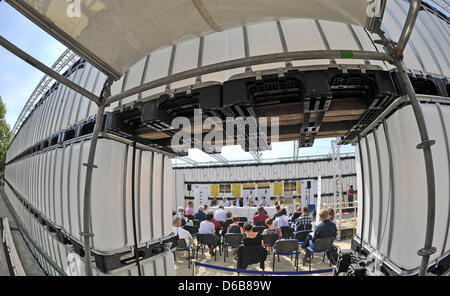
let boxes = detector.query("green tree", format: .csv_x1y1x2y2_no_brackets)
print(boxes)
0,96,12,172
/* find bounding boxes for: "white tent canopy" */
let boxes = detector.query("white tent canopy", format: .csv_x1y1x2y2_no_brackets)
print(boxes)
7,0,385,79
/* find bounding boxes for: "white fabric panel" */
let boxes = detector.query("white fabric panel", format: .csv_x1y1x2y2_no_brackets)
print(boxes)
4,138,175,255
373,125,391,255
13,0,376,77
201,28,246,82
421,104,450,259
281,18,330,67
387,105,425,271
359,138,371,243
382,2,424,72
122,57,147,105
366,133,379,249
171,39,200,89
391,0,441,75
141,46,173,98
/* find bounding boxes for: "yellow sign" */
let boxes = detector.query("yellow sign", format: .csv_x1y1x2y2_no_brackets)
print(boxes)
243,183,256,190
274,182,283,196
211,184,219,197
232,184,242,197
297,181,301,195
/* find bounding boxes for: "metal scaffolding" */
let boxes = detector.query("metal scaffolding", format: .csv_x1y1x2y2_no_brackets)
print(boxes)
0,0,441,276
11,49,79,137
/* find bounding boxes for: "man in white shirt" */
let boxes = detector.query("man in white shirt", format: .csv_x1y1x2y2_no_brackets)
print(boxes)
214,205,227,222
219,197,230,207
172,216,193,247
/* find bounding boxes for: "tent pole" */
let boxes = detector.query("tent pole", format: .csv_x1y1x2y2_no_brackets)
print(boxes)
376,0,436,276
0,35,101,105
80,77,113,276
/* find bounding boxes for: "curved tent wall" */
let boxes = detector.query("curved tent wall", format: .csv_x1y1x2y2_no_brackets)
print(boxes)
3,0,450,275
355,96,450,275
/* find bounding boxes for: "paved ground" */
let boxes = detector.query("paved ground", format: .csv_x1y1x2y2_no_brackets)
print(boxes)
0,188,45,276
175,239,352,276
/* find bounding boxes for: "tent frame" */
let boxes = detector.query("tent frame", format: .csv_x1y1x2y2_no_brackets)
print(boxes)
0,0,437,276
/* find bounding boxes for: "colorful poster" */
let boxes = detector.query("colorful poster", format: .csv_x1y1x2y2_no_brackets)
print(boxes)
193,184,210,211
300,179,315,208
232,184,242,197
273,182,283,196
284,182,296,191
220,184,231,193
296,181,301,195
211,184,219,197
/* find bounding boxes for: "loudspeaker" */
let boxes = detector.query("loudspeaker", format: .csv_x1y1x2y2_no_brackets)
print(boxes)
187,184,192,191
307,181,311,189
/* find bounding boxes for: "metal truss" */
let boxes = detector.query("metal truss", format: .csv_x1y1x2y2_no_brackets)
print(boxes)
11,49,79,136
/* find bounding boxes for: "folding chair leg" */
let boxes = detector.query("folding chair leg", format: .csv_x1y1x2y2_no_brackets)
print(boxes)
323,252,326,262
272,253,276,271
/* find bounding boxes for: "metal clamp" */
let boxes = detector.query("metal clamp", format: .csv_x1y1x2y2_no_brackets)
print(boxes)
82,163,98,169
416,140,436,150
417,247,437,257
79,232,95,238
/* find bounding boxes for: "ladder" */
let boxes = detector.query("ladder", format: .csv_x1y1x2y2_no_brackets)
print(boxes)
331,138,343,240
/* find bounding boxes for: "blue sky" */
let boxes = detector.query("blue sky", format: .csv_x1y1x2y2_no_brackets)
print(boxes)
0,2,66,127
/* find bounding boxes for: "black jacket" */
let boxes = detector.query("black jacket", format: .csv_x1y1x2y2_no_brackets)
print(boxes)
237,245,268,270
312,220,337,242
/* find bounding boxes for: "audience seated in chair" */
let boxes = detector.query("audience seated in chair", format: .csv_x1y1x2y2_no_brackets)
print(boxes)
294,206,313,231
199,213,221,255
273,208,289,228
172,216,195,249
253,206,269,225
302,209,337,251
242,223,263,246
194,206,206,221
227,216,244,234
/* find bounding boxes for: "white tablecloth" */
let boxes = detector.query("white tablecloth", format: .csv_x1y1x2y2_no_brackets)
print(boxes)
209,207,278,223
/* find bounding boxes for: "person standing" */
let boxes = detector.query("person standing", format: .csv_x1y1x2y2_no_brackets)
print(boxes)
347,185,354,213
185,201,194,217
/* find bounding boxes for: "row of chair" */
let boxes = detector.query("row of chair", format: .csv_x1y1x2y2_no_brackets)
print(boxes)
176,224,334,271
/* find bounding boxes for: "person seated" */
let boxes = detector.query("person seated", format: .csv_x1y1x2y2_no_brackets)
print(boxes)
210,196,218,207
176,207,190,226
172,216,194,248
219,197,230,207
247,196,255,207
273,196,284,206
327,208,336,225
227,216,244,234
262,218,282,254
262,218,282,238
259,196,269,207
234,196,244,207
213,205,227,222
290,203,302,222
210,214,222,236
203,204,209,212
253,206,269,225
222,211,233,232
272,205,281,220
242,223,263,246
294,206,313,231
199,213,221,255
302,209,337,250
273,208,289,228
194,206,206,221
185,201,194,217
